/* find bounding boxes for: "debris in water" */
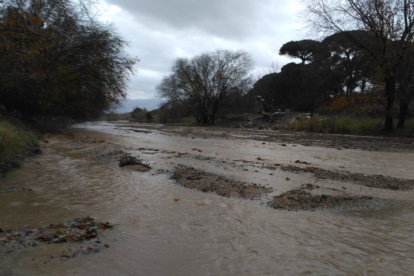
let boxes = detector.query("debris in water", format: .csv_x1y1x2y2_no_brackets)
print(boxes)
119,154,151,171
0,217,115,261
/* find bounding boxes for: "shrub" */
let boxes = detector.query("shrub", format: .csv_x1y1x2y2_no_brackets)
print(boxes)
145,111,153,121
0,119,38,175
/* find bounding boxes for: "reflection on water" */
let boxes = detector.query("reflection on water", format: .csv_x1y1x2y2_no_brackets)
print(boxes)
1,121,414,275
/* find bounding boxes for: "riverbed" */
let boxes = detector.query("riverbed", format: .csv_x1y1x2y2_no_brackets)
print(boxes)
1,121,414,275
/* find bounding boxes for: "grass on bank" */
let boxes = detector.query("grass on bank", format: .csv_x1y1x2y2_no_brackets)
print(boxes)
290,117,414,137
0,119,38,168
171,117,198,126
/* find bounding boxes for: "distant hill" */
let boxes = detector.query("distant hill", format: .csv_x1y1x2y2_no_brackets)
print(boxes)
115,99,162,113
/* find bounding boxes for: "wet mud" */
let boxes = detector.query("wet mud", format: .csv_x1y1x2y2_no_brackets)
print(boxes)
142,123,414,153
119,154,151,171
0,185,33,194
269,189,392,211
313,169,414,190
268,163,414,191
171,166,272,199
0,217,113,275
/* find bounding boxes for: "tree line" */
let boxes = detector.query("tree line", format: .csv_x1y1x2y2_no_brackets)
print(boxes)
159,0,414,132
0,0,137,121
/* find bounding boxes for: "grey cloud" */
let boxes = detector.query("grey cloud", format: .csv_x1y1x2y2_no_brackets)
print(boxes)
104,0,292,39
100,0,306,99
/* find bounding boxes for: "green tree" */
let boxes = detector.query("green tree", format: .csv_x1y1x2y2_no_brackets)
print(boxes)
131,107,143,119
322,31,373,96
279,39,326,64
301,0,414,131
0,0,137,120
276,40,343,116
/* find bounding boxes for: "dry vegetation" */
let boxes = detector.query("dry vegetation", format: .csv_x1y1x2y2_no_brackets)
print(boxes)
0,119,39,177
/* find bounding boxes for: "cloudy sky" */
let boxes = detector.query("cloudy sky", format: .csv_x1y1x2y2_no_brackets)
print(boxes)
98,0,307,103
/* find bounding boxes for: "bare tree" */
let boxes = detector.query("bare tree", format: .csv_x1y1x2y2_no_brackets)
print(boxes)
157,49,253,124
300,0,414,131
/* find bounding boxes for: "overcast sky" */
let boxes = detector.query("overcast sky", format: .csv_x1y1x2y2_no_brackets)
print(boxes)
99,0,307,100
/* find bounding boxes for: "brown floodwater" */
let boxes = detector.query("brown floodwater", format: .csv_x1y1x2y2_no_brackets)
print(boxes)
1,121,414,275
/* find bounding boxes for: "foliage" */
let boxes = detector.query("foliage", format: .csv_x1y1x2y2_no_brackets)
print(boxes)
300,0,414,131
279,39,327,64
145,111,153,121
129,106,154,122
171,117,199,126
322,31,373,96
0,0,137,121
328,87,386,116
131,107,143,119
156,101,189,123
0,118,38,174
250,39,343,116
157,49,254,125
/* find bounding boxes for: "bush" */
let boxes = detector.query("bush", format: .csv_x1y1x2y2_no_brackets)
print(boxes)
131,107,143,119
0,119,38,175
145,111,153,121
0,0,137,121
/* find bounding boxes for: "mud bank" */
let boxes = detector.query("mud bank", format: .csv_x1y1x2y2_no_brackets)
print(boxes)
269,189,392,211
136,123,414,153
169,166,393,211
0,217,113,275
266,163,414,191
0,119,41,179
171,166,272,199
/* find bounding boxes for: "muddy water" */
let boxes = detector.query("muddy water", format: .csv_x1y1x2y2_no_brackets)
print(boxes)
2,121,414,275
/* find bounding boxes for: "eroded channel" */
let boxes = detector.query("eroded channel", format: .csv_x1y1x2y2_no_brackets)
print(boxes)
1,121,414,276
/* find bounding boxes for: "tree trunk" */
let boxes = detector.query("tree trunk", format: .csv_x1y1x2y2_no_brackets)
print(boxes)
360,79,366,94
201,113,209,125
383,76,395,132
397,101,409,129
310,97,315,118
210,114,215,125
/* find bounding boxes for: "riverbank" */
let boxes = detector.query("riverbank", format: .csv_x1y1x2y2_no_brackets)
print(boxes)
0,118,40,179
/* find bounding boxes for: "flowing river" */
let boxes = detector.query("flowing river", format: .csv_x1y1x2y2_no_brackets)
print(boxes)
1,121,414,275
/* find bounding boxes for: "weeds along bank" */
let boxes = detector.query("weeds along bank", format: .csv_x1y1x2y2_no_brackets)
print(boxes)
0,118,39,178
291,117,414,137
